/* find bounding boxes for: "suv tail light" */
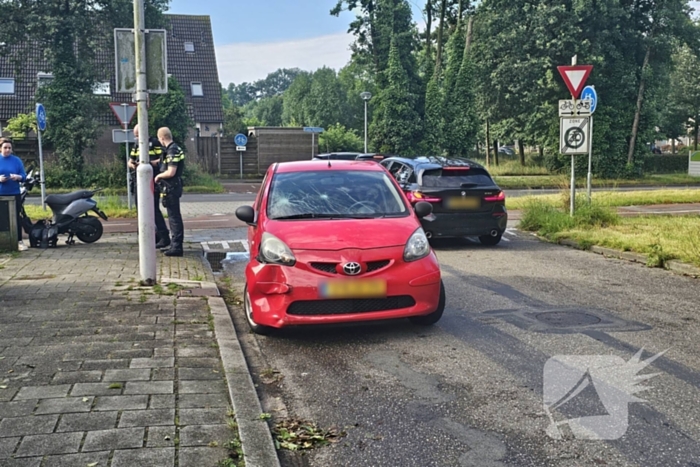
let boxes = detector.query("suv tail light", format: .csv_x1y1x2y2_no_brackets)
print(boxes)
407,191,442,204
484,191,505,202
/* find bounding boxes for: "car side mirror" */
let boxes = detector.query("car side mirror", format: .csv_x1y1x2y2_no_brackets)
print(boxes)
235,205,256,225
414,201,432,218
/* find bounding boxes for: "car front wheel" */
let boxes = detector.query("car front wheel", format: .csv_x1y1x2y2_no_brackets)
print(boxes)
244,285,274,335
409,280,445,326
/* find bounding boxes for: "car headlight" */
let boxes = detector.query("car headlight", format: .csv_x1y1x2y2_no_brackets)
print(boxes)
260,232,296,266
403,227,430,262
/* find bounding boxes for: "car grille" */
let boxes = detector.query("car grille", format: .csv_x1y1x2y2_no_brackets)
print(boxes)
287,296,416,315
310,260,391,275
366,260,390,272
310,262,337,274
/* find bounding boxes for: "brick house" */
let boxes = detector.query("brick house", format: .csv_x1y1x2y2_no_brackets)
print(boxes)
0,14,224,164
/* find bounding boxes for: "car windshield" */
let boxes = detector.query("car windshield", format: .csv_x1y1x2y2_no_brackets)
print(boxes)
421,168,494,188
267,170,408,219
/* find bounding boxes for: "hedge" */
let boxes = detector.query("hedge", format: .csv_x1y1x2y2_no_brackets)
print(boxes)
642,155,688,174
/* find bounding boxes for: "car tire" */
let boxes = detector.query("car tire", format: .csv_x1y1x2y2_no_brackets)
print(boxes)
244,285,274,335
409,280,445,326
478,231,503,246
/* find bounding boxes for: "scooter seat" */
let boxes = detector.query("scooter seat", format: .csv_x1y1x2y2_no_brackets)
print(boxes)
45,190,94,207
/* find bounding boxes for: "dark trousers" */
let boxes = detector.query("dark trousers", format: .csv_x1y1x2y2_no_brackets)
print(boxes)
13,194,22,241
132,171,170,241
164,193,183,251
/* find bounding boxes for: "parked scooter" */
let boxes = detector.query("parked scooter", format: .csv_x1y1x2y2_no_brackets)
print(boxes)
19,170,108,247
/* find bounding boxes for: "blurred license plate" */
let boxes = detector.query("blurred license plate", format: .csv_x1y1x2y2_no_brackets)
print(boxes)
319,279,387,298
446,196,480,209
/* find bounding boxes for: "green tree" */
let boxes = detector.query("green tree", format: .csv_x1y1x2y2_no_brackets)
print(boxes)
370,36,423,154
244,95,284,127
282,72,313,126
0,0,168,172
319,123,364,152
148,76,192,149
666,43,700,150
306,67,346,128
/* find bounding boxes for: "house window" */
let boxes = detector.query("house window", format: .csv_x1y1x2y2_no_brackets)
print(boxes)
0,78,15,94
37,72,54,88
93,82,110,95
191,82,203,97
184,42,194,53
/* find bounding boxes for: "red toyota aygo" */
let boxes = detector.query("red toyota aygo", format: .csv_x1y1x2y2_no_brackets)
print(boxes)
235,160,445,335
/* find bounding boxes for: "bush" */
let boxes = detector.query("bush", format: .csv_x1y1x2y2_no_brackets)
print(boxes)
42,160,125,189
642,155,688,174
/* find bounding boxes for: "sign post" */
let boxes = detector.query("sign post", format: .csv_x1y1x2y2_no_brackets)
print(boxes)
581,85,598,203
303,127,324,159
234,133,248,179
35,103,47,210
558,58,593,216
110,102,137,209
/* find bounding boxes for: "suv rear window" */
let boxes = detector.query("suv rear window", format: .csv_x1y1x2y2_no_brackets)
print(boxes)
421,168,493,188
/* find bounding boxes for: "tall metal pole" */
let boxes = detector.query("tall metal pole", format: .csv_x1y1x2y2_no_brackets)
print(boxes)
587,114,593,204
364,100,368,153
134,0,156,284
37,129,46,210
570,55,576,217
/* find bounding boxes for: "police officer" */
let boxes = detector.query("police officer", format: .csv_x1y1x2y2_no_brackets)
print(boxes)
128,125,171,249
155,127,185,257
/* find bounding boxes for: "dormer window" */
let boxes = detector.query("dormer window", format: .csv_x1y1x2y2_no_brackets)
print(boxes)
37,72,54,88
93,82,110,95
184,42,194,53
0,78,15,94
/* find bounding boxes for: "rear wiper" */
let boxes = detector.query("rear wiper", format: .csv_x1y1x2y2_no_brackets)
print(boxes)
460,182,478,188
272,213,339,220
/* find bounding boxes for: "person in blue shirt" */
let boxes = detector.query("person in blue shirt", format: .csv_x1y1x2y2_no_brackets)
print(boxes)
0,139,27,250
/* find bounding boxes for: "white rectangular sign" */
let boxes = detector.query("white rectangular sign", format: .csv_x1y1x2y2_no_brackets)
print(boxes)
560,117,590,155
559,99,592,117
236,146,247,151
112,129,135,144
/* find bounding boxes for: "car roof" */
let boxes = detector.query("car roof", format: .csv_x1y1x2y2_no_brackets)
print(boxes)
274,160,387,173
382,155,486,171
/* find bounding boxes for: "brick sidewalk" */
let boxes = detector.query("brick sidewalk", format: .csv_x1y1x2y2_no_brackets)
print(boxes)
0,237,277,467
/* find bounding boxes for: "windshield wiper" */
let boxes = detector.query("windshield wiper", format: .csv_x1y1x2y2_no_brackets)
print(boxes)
272,213,339,220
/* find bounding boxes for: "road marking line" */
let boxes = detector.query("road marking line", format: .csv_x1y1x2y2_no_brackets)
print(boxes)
184,220,231,223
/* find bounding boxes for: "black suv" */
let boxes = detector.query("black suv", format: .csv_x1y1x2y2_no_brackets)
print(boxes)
380,156,507,245
312,152,361,161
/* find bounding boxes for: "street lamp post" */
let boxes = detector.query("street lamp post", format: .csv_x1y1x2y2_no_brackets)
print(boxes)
360,92,372,153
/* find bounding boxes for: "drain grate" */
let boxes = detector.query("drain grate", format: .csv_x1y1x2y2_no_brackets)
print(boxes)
482,307,651,334
535,311,601,327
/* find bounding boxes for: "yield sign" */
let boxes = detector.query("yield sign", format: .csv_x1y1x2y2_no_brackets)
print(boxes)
557,65,593,99
109,102,137,127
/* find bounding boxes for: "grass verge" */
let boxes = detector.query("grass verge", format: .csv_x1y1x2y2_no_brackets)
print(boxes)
495,173,700,190
507,188,700,211
519,197,700,268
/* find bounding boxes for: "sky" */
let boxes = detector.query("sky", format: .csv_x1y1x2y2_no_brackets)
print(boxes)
167,0,700,87
166,0,425,86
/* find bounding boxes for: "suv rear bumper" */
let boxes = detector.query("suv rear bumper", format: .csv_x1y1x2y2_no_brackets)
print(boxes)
420,209,508,238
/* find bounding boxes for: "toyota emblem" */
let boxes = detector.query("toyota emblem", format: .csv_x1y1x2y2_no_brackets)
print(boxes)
342,262,362,276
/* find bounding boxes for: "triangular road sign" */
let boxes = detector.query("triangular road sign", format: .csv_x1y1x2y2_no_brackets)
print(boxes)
557,65,593,99
109,102,137,127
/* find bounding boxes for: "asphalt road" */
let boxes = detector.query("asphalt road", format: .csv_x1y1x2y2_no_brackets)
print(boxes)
225,228,700,467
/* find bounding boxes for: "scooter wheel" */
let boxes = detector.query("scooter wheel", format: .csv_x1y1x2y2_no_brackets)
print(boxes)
76,217,103,243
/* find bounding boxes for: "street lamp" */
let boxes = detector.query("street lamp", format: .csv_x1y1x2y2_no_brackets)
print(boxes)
360,91,372,153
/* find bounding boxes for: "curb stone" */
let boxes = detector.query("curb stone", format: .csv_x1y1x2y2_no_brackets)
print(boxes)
548,236,700,278
191,257,281,467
